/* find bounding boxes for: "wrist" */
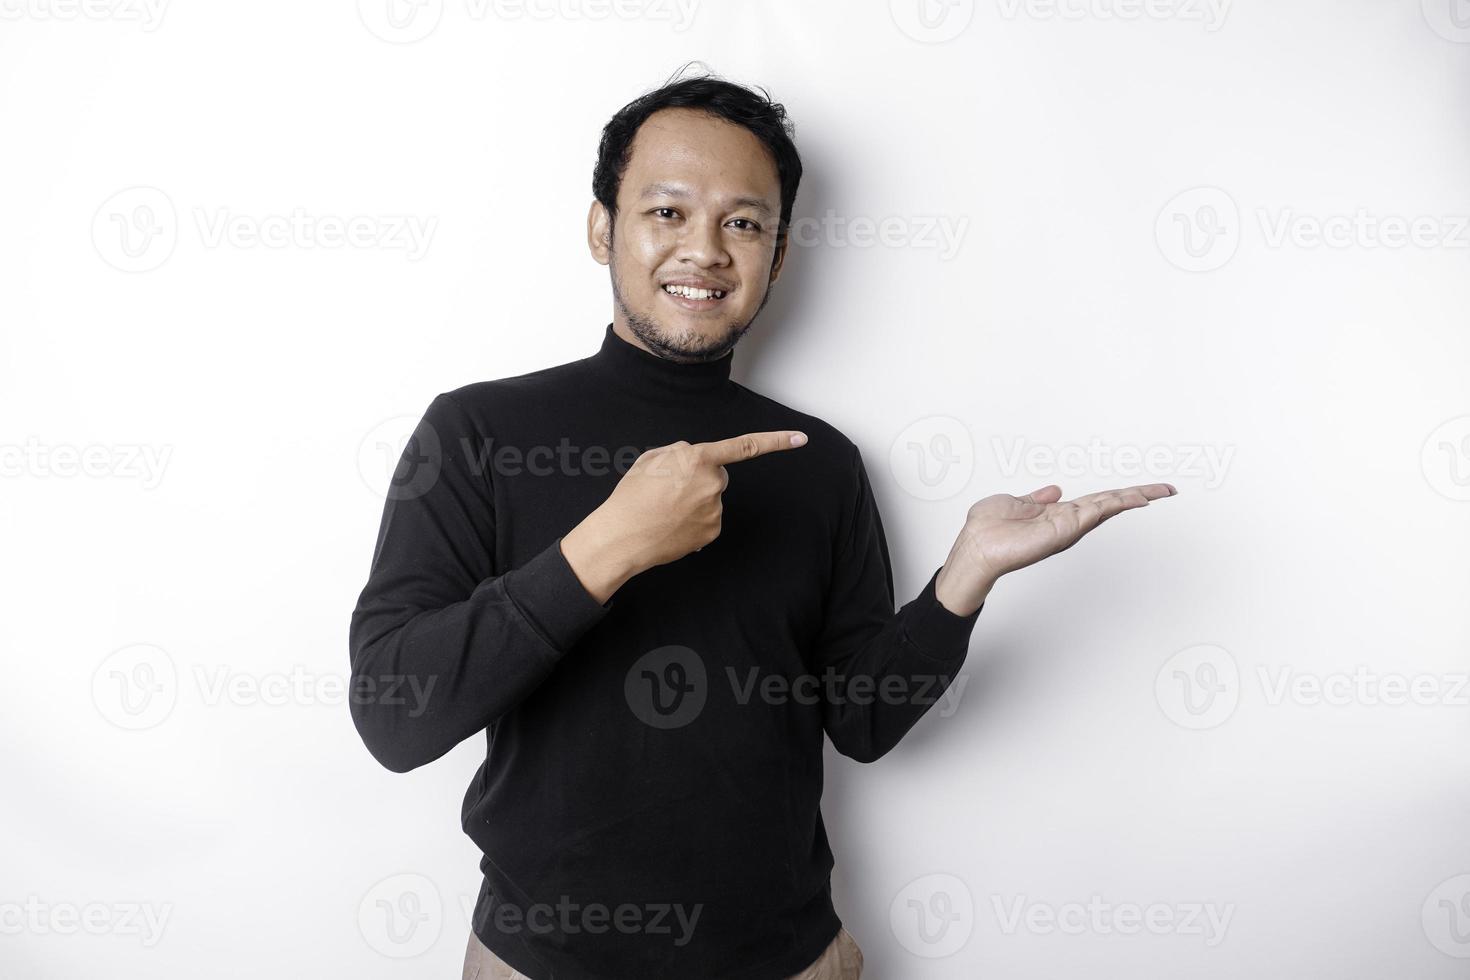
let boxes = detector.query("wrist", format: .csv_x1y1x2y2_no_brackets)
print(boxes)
562,507,643,603
934,560,995,617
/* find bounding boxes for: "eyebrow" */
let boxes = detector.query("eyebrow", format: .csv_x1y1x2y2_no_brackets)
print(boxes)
637,182,775,219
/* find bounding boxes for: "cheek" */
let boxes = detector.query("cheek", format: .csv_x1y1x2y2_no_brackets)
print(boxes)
735,252,774,297
627,228,672,268
613,248,659,294
737,283,767,311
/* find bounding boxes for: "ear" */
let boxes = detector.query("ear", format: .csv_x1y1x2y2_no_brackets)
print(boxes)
587,200,612,266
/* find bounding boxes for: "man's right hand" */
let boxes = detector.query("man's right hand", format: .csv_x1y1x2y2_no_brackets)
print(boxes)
560,430,808,604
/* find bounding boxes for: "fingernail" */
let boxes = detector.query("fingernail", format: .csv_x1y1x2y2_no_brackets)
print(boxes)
790,432,807,447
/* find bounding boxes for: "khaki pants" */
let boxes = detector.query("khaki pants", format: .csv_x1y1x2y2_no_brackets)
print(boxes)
461,926,864,980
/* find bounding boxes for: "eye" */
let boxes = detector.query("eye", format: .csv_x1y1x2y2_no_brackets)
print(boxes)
651,207,679,220
728,218,761,232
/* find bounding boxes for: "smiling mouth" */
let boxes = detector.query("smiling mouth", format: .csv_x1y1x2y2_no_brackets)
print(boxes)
660,284,731,314
662,283,729,301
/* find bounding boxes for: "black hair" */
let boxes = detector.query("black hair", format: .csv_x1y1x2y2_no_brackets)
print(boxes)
592,62,803,251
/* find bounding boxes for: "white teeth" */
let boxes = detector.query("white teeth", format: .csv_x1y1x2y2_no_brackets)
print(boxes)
663,284,726,301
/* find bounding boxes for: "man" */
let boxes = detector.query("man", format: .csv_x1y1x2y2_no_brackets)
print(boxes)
348,68,1176,980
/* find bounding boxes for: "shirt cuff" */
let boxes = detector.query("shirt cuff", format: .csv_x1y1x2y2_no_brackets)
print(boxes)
901,566,984,660
502,536,613,653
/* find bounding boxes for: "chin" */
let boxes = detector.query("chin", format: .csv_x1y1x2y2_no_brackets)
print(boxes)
637,315,746,360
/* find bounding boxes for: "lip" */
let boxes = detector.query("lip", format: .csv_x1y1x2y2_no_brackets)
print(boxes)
661,278,732,290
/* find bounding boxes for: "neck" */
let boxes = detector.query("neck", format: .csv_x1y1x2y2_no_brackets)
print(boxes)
590,322,737,404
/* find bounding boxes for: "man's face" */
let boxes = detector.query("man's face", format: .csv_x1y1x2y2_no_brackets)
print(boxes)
588,107,787,364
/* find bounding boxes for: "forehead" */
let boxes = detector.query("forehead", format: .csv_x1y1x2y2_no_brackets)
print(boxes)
619,107,780,208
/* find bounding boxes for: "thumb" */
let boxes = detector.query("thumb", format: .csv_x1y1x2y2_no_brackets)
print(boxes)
1020,485,1063,505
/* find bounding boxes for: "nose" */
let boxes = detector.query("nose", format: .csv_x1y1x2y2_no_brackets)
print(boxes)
676,213,731,269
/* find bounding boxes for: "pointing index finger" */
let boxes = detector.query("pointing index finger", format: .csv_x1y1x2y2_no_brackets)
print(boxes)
697,430,809,466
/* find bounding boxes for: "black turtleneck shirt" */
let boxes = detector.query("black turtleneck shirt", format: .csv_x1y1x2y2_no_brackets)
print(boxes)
348,324,984,979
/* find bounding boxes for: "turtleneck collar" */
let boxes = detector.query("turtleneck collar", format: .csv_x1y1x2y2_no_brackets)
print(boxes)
590,322,737,403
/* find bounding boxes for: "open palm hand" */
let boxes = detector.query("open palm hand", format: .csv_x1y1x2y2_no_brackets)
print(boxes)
935,482,1178,615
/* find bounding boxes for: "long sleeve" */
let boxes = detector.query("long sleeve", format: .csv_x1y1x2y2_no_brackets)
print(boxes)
810,444,984,763
348,392,612,773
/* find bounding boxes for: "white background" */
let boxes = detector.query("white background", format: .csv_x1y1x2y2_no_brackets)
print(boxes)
3,0,1468,976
